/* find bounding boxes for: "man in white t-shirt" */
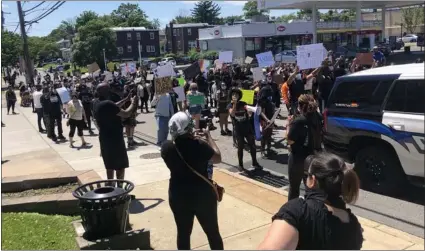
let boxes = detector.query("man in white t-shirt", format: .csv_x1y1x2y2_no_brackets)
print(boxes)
33,85,46,133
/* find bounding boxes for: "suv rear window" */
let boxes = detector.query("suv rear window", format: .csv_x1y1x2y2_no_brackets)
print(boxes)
328,79,394,112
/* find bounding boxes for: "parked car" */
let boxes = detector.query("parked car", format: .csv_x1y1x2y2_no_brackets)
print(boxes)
274,50,297,63
402,34,418,43
177,56,192,65
159,57,176,66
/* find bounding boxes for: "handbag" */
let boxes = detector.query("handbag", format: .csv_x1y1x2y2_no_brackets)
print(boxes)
174,143,225,202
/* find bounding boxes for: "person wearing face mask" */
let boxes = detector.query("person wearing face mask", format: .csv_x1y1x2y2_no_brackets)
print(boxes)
257,85,274,158
216,81,231,136
316,60,335,113
287,66,303,116
78,84,94,134
66,92,88,148
40,85,65,142
228,89,263,172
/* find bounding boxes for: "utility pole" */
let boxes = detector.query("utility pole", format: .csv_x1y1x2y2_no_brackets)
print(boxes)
17,1,34,86
103,48,107,71
138,41,142,68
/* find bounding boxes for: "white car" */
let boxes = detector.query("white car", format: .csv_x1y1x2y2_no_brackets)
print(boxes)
159,57,176,66
402,34,418,43
274,51,297,63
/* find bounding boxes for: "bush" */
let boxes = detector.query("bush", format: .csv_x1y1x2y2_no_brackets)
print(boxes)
165,53,177,58
201,51,218,60
188,48,201,61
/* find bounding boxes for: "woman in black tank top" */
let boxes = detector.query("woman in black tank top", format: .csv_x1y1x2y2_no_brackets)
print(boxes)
258,152,363,250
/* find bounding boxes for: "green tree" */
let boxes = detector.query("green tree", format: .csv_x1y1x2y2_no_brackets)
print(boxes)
401,5,425,34
221,15,244,24
275,13,297,23
60,18,77,40
47,26,68,41
243,1,269,19
1,30,22,66
171,15,194,24
151,18,161,29
191,1,221,24
339,9,356,22
76,11,99,31
296,8,320,20
320,9,339,22
71,19,117,69
111,3,152,27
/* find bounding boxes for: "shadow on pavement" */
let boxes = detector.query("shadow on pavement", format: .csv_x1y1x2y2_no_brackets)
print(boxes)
129,198,164,214
240,168,289,188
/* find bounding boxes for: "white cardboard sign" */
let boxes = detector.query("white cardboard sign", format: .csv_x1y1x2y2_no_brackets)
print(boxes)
173,86,186,102
256,51,275,68
218,51,233,63
153,64,176,78
245,56,253,64
296,43,328,70
251,67,264,82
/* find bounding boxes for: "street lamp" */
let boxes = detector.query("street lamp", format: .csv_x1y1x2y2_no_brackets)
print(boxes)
102,48,107,71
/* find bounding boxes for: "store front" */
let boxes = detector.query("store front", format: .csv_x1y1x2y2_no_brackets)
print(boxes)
318,30,382,51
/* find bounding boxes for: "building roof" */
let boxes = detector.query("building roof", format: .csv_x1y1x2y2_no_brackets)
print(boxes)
111,27,159,32
263,0,423,9
172,23,210,28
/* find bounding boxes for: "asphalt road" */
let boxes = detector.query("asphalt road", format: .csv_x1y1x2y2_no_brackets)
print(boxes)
133,110,424,238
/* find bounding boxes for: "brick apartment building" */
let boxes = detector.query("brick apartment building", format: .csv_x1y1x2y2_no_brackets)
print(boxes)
165,23,213,54
111,27,160,61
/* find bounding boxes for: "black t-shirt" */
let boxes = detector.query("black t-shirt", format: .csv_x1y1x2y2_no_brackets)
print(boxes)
93,100,122,137
272,190,363,250
161,136,214,193
333,67,346,79
317,73,334,98
41,93,62,115
289,80,305,104
288,115,313,158
228,101,251,132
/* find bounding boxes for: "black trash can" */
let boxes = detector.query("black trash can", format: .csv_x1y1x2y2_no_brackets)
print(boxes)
404,46,411,53
73,180,135,240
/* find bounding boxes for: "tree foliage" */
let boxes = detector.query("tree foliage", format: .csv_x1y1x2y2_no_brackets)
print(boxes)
111,3,153,28
76,11,99,31
275,13,297,23
1,30,22,66
71,19,117,68
221,15,244,24
243,1,269,19
191,1,221,24
401,5,424,34
172,15,195,24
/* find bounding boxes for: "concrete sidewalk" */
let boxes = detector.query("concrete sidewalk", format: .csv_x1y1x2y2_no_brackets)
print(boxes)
1,104,424,250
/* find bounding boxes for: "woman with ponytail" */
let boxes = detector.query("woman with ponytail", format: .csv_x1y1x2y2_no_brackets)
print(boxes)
259,152,363,250
286,94,323,200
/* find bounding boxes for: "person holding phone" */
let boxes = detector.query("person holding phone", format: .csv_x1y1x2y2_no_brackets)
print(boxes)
161,112,224,250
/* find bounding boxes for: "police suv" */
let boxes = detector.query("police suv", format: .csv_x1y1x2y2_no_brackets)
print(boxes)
323,63,424,195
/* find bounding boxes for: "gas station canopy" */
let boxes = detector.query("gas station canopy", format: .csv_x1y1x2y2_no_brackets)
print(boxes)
262,0,424,9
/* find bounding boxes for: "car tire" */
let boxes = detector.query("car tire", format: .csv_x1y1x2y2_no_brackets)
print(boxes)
355,146,407,196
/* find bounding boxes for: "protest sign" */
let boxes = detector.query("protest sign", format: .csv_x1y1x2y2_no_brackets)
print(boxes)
153,64,176,78
214,60,223,70
104,71,113,82
177,77,185,86
199,59,211,72
256,51,275,68
219,51,233,63
245,56,253,64
146,74,154,81
173,86,186,102
56,87,71,104
87,62,100,73
263,108,281,130
107,62,115,72
187,94,205,105
183,61,201,80
356,52,373,65
120,63,128,75
251,67,264,82
240,90,255,105
296,43,328,70
233,58,244,65
155,77,173,95
273,73,284,85
128,62,137,73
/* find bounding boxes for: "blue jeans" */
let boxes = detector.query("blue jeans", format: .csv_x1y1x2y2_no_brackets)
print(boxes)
156,116,170,146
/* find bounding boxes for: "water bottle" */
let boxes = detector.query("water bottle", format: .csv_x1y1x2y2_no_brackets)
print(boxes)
207,160,214,180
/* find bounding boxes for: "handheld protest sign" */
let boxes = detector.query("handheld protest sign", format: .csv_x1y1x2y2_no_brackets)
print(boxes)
154,77,173,95
87,62,100,73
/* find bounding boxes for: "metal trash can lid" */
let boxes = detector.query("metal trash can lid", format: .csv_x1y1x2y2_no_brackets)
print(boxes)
81,186,127,200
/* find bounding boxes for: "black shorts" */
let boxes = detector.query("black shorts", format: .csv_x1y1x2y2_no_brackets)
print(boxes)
122,117,137,127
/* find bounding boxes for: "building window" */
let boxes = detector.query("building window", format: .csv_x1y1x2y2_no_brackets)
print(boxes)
118,47,123,54
150,32,154,39
127,33,132,40
173,29,177,36
188,40,197,49
146,45,156,53
127,45,132,53
136,32,141,40
177,41,181,50
187,28,192,36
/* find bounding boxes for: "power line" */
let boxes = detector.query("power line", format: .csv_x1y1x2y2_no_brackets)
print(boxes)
13,23,20,33
26,1,65,25
23,1,45,13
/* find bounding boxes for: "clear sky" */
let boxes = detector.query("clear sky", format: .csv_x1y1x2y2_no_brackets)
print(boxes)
2,1,297,37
